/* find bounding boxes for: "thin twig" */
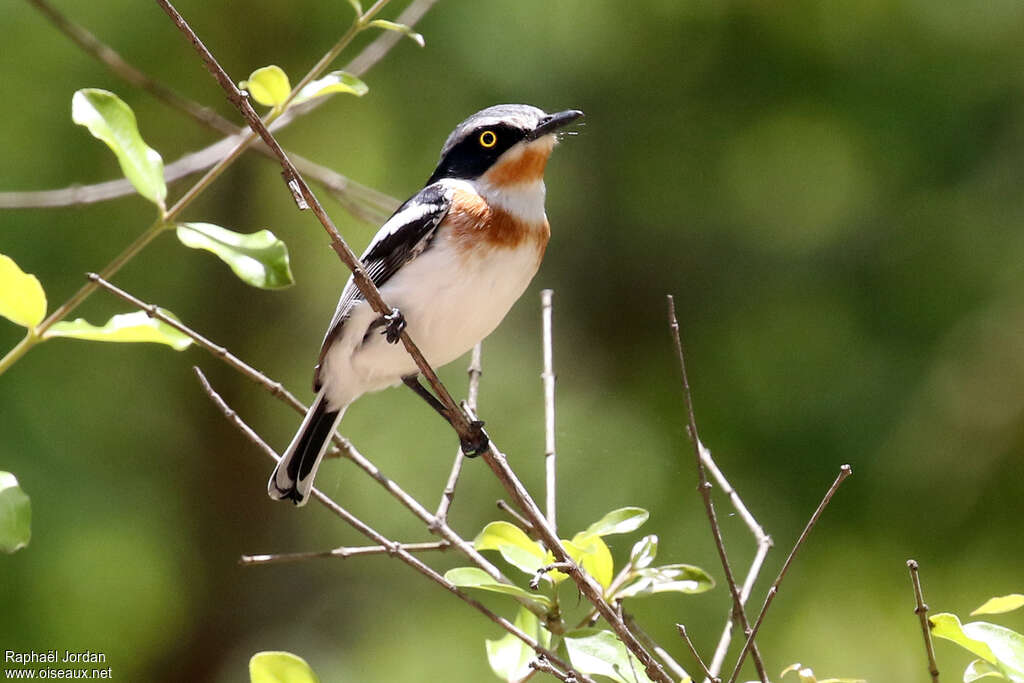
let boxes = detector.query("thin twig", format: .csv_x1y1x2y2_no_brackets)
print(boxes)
541,289,557,530
436,342,482,522
158,0,481,451
529,656,579,683
667,295,768,683
240,540,450,566
678,624,720,683
727,465,853,683
623,613,691,682
529,562,575,590
497,499,537,536
907,560,941,683
192,366,593,683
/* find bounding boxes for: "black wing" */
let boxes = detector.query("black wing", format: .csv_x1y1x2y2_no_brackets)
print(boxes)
313,182,453,389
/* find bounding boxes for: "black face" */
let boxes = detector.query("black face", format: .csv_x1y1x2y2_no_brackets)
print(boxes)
426,123,527,185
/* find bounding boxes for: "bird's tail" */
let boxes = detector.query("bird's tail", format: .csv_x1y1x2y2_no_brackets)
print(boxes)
268,389,346,506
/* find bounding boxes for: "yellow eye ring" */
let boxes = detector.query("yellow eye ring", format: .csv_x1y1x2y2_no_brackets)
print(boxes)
479,130,497,148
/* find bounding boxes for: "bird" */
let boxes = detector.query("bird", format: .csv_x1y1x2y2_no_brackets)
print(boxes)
268,104,583,506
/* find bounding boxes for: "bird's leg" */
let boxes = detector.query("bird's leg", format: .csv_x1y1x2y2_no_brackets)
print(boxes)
381,307,406,344
401,375,489,457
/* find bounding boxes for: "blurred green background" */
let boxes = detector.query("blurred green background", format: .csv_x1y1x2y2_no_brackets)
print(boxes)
3,0,1024,680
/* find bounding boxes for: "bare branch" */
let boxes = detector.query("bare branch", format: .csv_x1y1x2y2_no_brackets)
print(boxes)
677,624,720,683
667,295,769,682
192,366,593,683
497,499,537,536
157,0,482,453
622,613,691,682
541,289,558,530
907,560,941,683
727,465,853,683
435,342,482,522
240,541,451,566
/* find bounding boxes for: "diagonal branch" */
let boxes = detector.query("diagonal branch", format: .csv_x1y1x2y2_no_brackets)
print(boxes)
157,0,481,452
726,465,853,683
667,295,769,683
435,342,482,522
240,541,451,566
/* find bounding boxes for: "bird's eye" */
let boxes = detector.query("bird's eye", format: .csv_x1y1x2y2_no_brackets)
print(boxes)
479,130,497,148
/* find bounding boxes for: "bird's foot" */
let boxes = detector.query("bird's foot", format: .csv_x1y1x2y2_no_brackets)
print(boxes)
460,420,489,457
381,307,406,344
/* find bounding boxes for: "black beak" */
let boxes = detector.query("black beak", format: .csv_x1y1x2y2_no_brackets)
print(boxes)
527,109,584,141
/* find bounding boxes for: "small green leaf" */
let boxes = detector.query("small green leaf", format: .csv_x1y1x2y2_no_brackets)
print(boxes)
366,19,425,47
444,567,552,609
630,534,658,570
486,606,551,682
44,311,192,351
974,595,1024,617
72,89,166,210
0,472,31,553
567,533,614,590
474,521,549,577
965,659,1008,682
293,71,368,105
176,222,294,290
564,629,658,683
614,564,715,600
240,66,292,108
0,254,46,329
249,651,320,683
582,507,649,537
346,0,362,16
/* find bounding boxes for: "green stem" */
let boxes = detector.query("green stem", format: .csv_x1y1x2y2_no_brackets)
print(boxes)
0,330,40,376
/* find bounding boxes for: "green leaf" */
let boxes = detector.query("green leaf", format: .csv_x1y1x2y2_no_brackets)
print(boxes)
974,595,1024,617
346,0,362,16
965,659,1008,682
366,19,425,47
0,254,46,329
486,606,551,682
0,472,31,553
564,629,658,683
629,534,658,570
444,567,552,609
615,564,715,600
249,651,320,683
44,311,192,351
474,521,549,577
240,65,292,108
932,613,1024,680
582,507,649,537
176,222,294,290
72,89,166,210
293,71,368,105
567,533,614,590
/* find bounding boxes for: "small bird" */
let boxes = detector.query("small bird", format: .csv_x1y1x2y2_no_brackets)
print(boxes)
269,104,583,505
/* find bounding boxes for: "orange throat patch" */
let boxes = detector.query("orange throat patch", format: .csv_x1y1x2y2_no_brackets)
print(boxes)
446,188,550,264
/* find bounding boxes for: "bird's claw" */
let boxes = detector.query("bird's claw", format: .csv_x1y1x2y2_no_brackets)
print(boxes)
382,307,406,344
460,420,489,457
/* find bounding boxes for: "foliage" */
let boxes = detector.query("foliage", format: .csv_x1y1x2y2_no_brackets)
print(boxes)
0,472,31,554
249,652,320,683
446,507,713,682
931,595,1024,682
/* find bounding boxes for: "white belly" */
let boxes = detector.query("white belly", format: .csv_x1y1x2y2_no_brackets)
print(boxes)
319,228,542,408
